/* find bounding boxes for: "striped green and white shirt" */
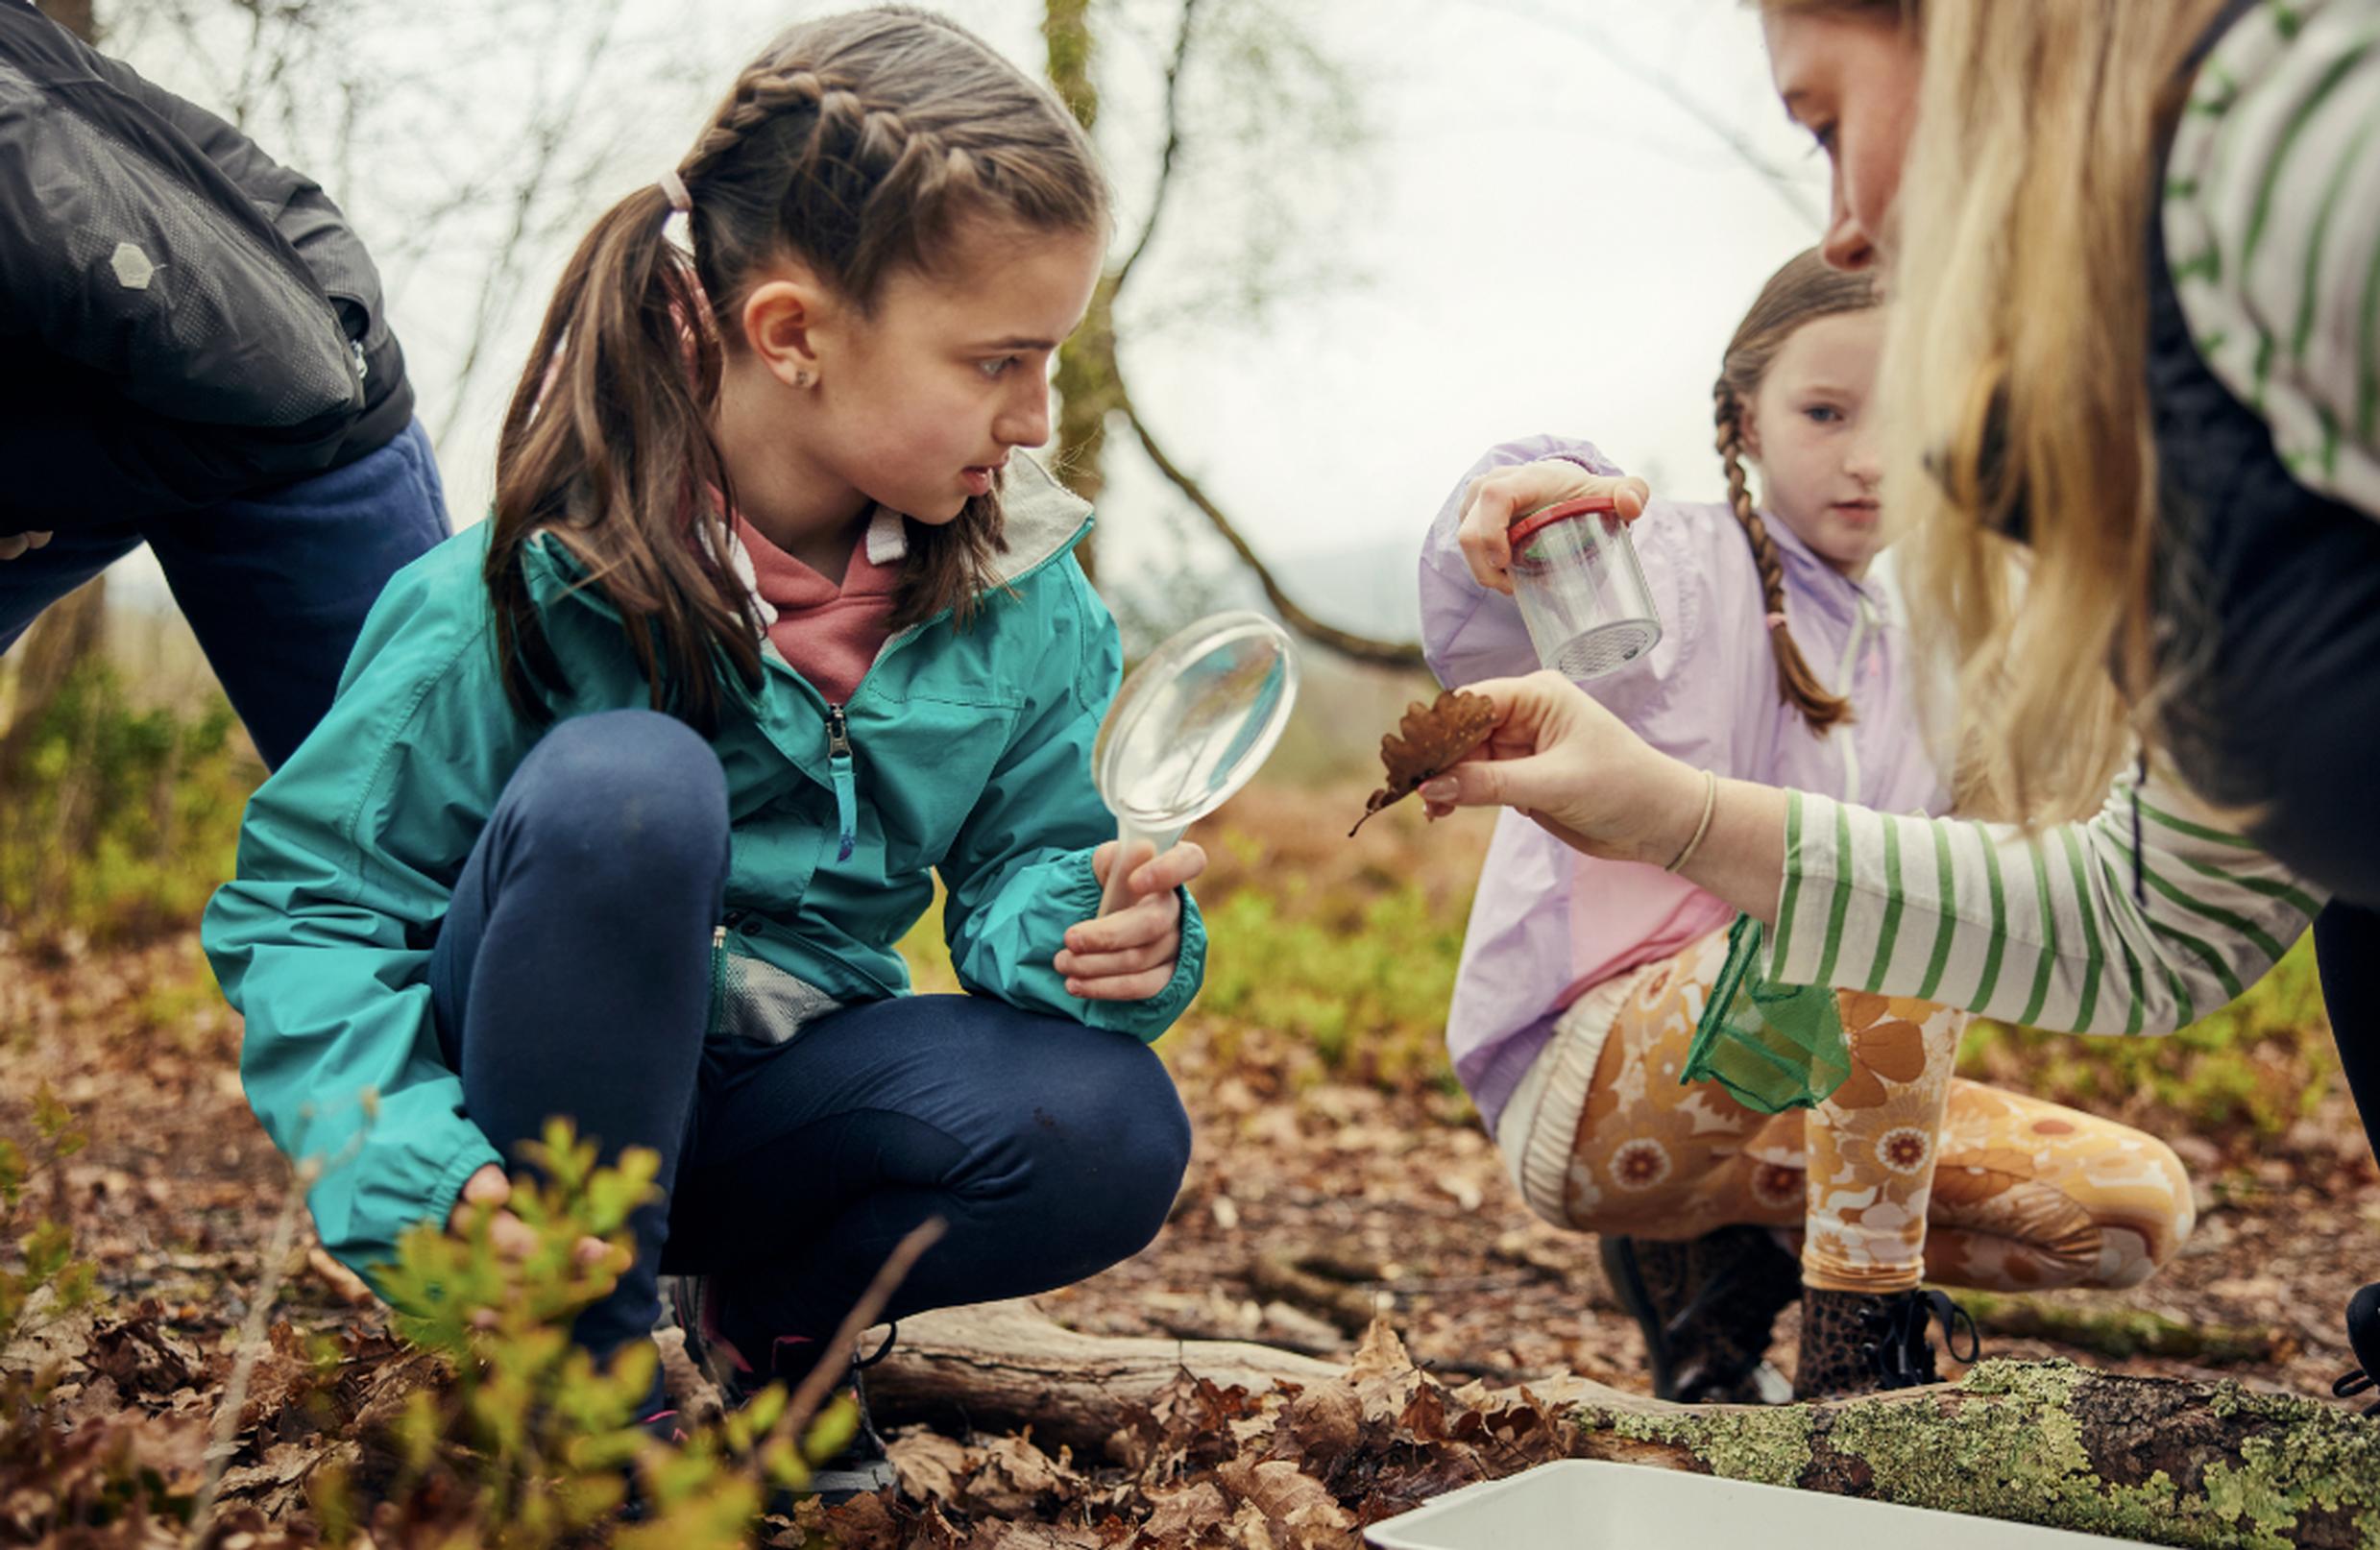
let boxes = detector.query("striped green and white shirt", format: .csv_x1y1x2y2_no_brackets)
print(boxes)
2167,0,2380,512
1764,767,2328,1033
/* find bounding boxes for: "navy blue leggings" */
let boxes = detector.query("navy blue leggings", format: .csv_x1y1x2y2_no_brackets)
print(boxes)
428,710,1193,1375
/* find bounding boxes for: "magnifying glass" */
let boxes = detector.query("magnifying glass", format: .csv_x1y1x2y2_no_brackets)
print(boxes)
1092,610,1300,916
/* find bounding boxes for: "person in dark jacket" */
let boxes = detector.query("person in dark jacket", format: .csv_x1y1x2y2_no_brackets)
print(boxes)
0,0,447,767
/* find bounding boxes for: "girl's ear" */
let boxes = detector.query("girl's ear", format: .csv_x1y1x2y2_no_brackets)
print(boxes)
740,274,834,390
1737,395,1763,462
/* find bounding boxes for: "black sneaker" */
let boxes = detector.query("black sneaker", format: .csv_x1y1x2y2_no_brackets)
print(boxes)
1599,1227,1799,1403
2331,1282,2380,1416
611,1407,692,1523
800,1367,898,1502
664,1272,898,1500
1793,1286,1979,1400
668,1271,764,1410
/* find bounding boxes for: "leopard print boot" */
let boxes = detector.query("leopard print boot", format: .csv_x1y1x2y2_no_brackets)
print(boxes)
1601,1226,1799,1404
1793,1286,1979,1400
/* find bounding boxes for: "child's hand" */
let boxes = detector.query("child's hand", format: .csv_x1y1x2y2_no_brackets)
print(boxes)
1457,462,1651,595
1056,839,1208,1002
449,1162,613,1268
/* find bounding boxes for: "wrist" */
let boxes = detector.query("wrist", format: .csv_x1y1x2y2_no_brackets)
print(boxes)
1619,752,1709,869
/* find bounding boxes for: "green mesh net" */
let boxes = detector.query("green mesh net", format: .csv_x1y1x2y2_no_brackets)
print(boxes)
1679,913,1853,1114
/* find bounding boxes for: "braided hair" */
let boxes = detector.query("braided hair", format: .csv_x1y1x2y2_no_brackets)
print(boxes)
489,8,1108,731
1711,249,1882,736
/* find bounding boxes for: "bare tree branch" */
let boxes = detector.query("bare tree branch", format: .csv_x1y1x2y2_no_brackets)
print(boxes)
1111,0,1202,301
1465,0,1824,233
1118,387,1424,669
430,0,630,447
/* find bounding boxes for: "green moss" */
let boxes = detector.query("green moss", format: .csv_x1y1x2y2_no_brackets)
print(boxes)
2197,1420,2380,1546
1589,1404,1815,1488
1568,1361,2380,1549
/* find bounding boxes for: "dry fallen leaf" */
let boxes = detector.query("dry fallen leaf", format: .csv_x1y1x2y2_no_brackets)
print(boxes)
888,1427,975,1506
1348,691,1496,836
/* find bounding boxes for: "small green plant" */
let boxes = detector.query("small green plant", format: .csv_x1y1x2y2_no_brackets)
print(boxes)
0,1084,99,1358
1196,881,1466,1089
349,1117,856,1547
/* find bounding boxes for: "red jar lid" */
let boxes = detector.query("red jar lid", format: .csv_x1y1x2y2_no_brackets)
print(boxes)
1508,493,1619,548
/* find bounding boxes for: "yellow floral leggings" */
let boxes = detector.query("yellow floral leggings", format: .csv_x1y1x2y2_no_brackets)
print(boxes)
1500,930,2197,1294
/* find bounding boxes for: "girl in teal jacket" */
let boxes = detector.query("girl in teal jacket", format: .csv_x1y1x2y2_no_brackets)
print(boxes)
202,9,1206,1445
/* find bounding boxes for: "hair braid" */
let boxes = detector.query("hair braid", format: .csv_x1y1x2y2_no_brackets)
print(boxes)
1713,379,1856,735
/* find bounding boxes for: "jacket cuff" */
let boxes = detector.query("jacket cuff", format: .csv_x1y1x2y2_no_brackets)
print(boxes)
1080,870,1207,1043
356,1139,506,1298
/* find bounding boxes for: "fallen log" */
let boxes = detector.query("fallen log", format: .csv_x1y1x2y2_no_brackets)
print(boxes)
866,1300,1345,1445
871,1301,2380,1548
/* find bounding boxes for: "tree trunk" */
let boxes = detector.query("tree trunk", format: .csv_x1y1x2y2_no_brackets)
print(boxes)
1047,275,1119,562
1042,0,1104,582
872,1303,2380,1548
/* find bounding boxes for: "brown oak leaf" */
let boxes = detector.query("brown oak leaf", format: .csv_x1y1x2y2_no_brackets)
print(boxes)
1348,691,1496,836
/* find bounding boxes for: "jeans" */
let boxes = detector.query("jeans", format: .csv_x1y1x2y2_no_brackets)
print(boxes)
0,418,449,770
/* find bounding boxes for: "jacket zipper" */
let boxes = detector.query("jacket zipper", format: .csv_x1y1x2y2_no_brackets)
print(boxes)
749,509,1092,851
706,924,728,1039
825,703,859,862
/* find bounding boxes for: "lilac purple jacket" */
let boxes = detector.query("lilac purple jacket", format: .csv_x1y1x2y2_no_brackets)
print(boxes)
1418,435,1950,1129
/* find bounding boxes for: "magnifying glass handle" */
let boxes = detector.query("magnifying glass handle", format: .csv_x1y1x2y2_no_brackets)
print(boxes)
1098,817,1184,917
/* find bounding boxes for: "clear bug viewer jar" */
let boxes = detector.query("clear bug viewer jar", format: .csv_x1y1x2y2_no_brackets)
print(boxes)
1507,494,1663,679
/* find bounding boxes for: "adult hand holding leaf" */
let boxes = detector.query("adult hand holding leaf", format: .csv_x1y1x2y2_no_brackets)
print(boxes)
1348,690,1498,836
1412,672,1713,867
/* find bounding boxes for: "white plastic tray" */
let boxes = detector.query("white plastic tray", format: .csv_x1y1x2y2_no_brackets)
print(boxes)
1365,1461,2157,1550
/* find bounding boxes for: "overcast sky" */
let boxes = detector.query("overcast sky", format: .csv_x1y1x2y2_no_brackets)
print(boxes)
94,0,1832,640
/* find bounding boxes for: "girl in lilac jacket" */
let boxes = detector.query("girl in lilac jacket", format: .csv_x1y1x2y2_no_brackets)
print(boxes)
1418,251,2194,1402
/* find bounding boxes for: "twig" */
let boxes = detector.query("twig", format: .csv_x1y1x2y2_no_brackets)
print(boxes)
431,0,631,446
1111,0,1202,300
1147,1318,1347,1361
1250,1244,1388,1332
1461,0,1825,233
185,1156,318,1547
774,1217,947,1450
1955,1289,2295,1367
1118,388,1425,668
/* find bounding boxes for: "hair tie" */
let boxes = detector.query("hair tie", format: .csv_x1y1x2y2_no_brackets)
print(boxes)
657,168,692,214
1765,611,1788,631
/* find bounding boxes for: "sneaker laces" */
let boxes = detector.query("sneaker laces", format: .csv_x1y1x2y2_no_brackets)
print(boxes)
854,1321,899,1369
